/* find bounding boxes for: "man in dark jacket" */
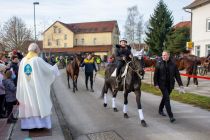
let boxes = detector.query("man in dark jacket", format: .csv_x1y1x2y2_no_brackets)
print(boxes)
154,50,184,123
80,53,97,92
114,38,132,89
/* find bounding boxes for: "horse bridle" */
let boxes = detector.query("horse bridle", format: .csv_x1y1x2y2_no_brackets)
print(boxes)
125,58,144,80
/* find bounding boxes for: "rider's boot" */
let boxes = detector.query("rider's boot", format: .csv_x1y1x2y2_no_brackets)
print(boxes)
115,76,121,90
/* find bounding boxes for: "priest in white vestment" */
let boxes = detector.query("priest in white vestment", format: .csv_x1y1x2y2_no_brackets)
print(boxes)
16,43,59,130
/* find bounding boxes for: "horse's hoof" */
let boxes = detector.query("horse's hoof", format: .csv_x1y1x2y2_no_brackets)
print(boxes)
104,103,107,107
124,113,129,118
141,120,147,127
113,108,118,112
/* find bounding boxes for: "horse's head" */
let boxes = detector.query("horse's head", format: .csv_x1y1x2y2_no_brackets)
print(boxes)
130,56,144,77
73,54,83,66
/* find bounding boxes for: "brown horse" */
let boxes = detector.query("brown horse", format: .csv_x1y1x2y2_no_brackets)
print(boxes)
144,58,156,67
66,55,81,93
176,55,201,87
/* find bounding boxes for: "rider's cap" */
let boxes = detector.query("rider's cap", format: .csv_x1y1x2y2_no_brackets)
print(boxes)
120,38,127,43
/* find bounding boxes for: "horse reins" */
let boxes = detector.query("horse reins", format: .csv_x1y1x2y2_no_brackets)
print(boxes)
125,59,144,80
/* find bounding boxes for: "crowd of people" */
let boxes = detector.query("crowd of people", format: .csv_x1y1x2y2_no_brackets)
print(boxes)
0,50,23,123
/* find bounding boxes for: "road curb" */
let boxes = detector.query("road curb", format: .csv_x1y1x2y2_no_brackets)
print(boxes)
51,86,73,140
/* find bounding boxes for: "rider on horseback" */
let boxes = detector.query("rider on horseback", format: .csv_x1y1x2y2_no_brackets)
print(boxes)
115,38,132,89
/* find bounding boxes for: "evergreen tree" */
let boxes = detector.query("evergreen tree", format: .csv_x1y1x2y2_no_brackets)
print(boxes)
166,27,190,55
145,0,173,56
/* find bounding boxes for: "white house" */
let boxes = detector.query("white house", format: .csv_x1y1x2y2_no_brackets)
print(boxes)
184,0,210,57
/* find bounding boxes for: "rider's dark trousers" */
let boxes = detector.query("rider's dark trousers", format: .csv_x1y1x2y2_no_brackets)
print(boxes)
85,72,93,89
159,87,173,118
141,58,145,68
116,60,125,77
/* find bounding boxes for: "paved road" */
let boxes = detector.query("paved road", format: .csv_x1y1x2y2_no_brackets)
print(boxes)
52,69,210,140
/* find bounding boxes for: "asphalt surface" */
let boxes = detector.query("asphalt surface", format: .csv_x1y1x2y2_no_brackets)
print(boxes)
52,69,210,140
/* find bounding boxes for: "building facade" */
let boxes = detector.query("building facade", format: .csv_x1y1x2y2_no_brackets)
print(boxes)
184,0,210,57
43,20,120,58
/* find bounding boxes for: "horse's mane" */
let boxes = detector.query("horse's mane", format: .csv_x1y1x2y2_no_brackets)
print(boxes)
71,56,79,68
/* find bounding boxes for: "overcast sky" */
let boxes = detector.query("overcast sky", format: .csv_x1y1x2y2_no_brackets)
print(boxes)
0,0,193,39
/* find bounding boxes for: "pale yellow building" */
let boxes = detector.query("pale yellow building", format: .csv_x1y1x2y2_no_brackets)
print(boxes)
43,20,120,58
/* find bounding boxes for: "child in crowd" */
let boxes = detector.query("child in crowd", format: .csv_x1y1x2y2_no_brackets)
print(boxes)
2,70,17,123
108,54,115,64
0,64,6,118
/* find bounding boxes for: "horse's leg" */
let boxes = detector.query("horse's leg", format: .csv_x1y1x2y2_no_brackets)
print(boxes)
75,77,78,91
186,76,190,87
112,90,118,112
101,84,108,107
73,75,76,93
123,91,129,118
76,77,78,91
193,77,198,86
134,90,147,127
67,73,70,89
193,66,198,86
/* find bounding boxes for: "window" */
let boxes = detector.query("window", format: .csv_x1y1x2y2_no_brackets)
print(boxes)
195,46,200,57
64,43,67,48
81,38,84,45
93,38,97,45
64,34,67,40
54,27,57,33
206,44,210,56
58,28,62,33
207,19,210,31
56,39,60,46
48,39,51,46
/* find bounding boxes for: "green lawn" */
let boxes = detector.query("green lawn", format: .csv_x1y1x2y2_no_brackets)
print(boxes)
98,69,210,111
141,82,210,110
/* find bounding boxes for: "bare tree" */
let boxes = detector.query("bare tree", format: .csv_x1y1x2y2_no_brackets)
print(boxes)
124,5,144,46
0,16,32,51
135,15,143,44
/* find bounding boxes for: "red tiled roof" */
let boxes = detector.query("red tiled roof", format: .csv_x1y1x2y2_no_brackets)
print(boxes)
60,20,117,34
42,45,112,53
184,0,210,9
174,21,191,28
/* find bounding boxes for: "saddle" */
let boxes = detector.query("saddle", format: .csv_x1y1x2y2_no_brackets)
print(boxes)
111,63,129,78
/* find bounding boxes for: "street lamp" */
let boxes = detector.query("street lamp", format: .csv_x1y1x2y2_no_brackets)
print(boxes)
33,2,39,42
